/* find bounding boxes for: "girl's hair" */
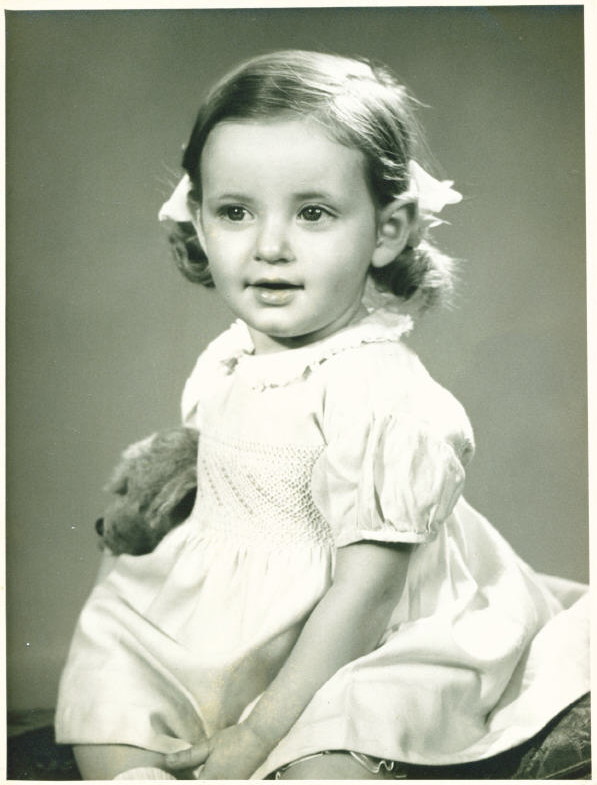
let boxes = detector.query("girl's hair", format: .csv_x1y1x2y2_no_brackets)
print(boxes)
168,50,455,309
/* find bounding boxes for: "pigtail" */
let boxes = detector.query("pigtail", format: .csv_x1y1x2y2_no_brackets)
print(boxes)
369,239,457,311
167,221,214,287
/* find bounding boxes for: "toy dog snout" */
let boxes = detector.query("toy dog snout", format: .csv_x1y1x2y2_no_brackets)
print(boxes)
95,518,105,536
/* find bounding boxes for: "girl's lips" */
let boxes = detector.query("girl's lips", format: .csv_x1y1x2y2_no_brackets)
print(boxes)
249,280,303,306
250,279,302,289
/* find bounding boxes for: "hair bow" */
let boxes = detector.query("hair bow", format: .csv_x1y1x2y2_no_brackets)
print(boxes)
158,174,195,223
407,161,462,228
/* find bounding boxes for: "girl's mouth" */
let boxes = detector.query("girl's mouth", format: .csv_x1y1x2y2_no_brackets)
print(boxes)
249,280,303,306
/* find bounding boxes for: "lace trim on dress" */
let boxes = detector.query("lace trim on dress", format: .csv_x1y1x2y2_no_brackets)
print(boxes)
271,751,408,779
209,309,414,391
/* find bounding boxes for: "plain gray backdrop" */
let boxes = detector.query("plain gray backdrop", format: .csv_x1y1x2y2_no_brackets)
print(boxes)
6,6,586,710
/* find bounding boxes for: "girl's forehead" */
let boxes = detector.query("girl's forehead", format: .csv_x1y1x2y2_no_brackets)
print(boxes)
204,116,341,154
200,118,368,190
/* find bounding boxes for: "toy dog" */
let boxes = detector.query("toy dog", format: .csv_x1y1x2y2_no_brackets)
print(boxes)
95,427,199,555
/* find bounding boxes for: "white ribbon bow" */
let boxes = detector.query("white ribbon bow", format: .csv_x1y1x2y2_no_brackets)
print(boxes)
158,163,462,226
407,161,462,227
158,174,195,223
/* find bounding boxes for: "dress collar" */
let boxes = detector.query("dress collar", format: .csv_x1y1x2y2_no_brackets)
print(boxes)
215,308,413,391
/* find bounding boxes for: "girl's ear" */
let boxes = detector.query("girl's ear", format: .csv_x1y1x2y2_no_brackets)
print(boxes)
371,201,416,268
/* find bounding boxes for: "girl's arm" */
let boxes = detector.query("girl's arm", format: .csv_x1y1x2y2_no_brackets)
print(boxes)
166,540,413,779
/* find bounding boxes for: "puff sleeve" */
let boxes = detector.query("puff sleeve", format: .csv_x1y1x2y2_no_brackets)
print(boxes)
311,345,475,548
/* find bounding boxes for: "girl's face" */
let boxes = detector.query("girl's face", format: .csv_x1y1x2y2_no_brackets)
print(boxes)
196,118,381,354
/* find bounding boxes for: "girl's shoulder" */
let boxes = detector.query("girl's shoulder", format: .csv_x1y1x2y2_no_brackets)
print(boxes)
316,319,474,455
181,320,253,426
316,315,449,402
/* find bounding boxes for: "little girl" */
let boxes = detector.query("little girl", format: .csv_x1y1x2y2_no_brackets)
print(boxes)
55,50,589,780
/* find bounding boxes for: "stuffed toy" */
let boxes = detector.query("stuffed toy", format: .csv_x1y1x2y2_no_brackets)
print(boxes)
95,427,199,555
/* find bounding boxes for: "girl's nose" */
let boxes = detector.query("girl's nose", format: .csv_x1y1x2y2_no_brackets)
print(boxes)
254,220,294,264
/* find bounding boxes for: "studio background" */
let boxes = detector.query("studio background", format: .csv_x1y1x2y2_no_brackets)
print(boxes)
6,6,586,711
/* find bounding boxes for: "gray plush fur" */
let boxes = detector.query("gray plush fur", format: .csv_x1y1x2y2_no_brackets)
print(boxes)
97,427,199,556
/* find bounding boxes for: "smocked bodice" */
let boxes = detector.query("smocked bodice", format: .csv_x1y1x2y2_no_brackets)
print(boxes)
195,433,332,548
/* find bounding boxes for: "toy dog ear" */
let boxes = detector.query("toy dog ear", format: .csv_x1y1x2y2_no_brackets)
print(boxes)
147,465,198,539
170,487,197,524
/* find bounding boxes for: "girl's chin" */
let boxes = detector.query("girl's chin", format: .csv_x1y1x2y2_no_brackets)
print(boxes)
246,313,311,336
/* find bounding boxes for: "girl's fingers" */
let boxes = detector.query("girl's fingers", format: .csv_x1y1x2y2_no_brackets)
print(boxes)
164,741,210,770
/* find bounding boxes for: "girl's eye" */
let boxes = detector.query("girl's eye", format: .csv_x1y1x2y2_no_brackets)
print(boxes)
299,205,329,222
220,206,248,222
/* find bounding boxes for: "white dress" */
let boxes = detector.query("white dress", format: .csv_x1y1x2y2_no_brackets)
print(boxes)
55,309,589,777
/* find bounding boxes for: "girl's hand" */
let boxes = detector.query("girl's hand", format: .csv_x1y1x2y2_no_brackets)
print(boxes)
165,723,271,780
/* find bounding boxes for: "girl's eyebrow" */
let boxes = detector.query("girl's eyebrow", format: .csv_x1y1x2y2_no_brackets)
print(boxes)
207,192,252,202
292,190,337,201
